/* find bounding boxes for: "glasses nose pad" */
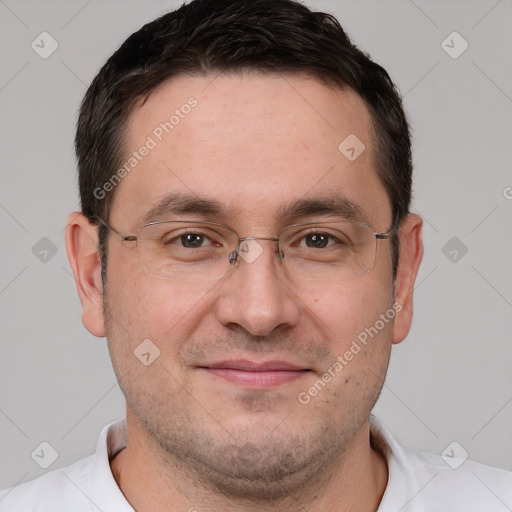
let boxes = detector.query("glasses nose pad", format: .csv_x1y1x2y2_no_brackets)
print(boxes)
228,250,238,265
227,238,283,267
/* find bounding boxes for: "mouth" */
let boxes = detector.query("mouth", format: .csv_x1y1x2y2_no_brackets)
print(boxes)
198,360,312,389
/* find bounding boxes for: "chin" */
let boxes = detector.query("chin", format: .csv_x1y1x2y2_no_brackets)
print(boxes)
187,434,331,501
153,417,346,502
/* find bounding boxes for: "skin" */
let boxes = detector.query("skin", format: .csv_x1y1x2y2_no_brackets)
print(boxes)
66,73,423,512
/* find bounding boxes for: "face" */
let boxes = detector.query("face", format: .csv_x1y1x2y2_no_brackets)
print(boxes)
72,73,421,498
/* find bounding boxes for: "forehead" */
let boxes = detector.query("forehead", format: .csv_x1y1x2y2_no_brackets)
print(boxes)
111,73,391,230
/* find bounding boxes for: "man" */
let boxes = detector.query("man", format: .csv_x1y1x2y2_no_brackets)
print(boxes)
1,0,510,510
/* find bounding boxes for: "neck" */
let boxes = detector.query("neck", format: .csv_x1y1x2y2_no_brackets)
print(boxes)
111,409,388,512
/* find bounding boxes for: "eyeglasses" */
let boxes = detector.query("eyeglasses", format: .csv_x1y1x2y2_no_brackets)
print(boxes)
96,216,397,282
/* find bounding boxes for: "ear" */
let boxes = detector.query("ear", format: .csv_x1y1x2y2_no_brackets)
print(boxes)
65,212,105,338
392,213,423,345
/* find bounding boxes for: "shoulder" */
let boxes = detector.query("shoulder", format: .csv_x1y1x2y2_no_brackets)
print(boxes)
370,415,512,510
406,448,512,505
0,455,94,511
412,451,512,492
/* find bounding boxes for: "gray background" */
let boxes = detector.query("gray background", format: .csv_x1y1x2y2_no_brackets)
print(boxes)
1,0,511,491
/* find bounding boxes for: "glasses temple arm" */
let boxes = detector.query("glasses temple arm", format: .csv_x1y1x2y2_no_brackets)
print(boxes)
94,215,136,242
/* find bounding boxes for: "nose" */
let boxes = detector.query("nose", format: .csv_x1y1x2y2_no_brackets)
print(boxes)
215,238,300,337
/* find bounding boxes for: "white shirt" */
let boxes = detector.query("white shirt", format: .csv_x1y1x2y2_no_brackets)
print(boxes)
1,415,511,511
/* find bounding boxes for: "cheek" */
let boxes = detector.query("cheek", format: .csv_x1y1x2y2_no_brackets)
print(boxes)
296,279,394,414
103,275,215,404
297,273,394,350
107,266,218,352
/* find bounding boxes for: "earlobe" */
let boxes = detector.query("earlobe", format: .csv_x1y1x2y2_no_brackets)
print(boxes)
391,213,424,345
65,212,106,338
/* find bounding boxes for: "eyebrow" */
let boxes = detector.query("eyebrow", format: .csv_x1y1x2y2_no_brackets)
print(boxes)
138,192,367,227
276,195,366,223
139,193,234,225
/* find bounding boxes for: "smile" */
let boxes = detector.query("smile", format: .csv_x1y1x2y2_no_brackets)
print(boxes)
199,360,311,389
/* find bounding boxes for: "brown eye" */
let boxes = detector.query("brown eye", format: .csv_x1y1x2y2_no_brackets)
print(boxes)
179,233,207,248
304,233,332,248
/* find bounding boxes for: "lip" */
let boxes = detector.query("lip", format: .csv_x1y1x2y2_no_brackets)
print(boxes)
199,360,310,389
204,360,306,371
